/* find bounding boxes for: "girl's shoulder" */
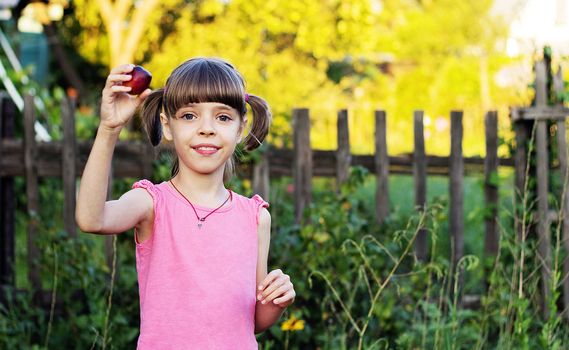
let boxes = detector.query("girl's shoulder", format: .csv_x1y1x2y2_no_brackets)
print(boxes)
131,179,170,202
231,191,269,225
230,191,269,207
250,193,269,210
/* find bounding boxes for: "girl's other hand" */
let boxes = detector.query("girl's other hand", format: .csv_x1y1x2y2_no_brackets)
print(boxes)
257,269,295,308
100,64,151,133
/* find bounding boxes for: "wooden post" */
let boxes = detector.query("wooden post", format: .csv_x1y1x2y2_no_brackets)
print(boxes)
534,61,551,317
484,111,499,257
24,94,42,299
554,67,569,321
0,94,16,290
253,148,270,200
62,96,77,238
513,119,530,242
142,140,154,181
336,109,351,190
375,110,389,224
450,110,464,302
413,110,428,261
293,109,312,224
536,120,551,317
556,116,569,321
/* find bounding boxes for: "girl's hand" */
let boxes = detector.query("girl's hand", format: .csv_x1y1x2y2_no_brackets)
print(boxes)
257,269,295,308
100,64,151,133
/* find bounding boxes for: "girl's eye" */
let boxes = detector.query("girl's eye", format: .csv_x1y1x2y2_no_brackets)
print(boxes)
181,113,196,120
218,114,232,122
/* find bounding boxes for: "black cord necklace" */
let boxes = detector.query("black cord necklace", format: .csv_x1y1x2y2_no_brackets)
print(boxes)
169,180,232,229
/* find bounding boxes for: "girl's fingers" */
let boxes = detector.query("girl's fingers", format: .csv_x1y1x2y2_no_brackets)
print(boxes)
273,291,296,305
109,74,133,83
110,64,134,75
110,85,132,93
258,274,290,301
258,269,283,291
260,282,292,304
103,63,134,90
104,74,132,89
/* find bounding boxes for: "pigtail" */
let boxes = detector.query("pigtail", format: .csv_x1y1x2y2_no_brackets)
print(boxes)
243,94,271,151
140,88,181,177
140,88,165,146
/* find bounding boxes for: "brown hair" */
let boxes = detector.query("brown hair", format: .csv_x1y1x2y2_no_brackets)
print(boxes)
140,57,271,182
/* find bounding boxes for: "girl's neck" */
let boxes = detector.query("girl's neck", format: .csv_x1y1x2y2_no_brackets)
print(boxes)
170,168,229,207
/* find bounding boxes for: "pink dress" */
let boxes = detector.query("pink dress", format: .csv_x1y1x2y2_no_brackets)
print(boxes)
132,180,268,349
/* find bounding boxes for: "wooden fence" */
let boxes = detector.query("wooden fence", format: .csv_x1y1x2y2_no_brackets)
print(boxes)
0,92,516,306
510,61,569,318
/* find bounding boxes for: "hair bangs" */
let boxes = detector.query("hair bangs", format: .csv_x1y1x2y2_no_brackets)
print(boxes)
163,58,247,117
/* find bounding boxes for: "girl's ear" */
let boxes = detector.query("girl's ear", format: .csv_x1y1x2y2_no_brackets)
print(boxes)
160,113,173,141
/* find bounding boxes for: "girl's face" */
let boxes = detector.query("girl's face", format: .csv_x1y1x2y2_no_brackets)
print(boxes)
160,102,244,177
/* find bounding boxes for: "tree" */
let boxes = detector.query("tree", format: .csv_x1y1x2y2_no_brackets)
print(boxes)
65,0,528,155
67,0,184,69
96,0,159,68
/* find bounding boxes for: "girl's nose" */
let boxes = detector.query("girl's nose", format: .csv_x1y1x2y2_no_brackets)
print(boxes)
198,117,216,135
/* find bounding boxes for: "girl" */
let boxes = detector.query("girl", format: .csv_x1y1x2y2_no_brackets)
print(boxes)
76,58,296,349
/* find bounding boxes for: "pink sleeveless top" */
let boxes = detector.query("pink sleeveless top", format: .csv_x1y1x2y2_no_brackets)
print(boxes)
132,180,268,349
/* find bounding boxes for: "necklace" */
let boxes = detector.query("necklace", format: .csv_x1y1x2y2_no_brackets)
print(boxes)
169,180,232,229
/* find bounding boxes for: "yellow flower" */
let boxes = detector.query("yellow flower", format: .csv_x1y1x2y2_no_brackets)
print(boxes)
281,315,305,331
314,231,331,243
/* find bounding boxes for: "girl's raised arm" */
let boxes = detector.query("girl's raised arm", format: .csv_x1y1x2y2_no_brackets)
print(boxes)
76,64,152,234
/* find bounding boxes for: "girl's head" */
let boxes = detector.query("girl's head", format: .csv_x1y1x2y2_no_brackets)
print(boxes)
140,57,271,182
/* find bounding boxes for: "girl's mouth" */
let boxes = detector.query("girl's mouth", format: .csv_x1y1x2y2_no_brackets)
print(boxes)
192,144,220,155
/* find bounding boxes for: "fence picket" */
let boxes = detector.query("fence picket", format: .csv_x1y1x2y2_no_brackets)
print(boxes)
535,61,552,318
536,120,551,317
554,67,569,321
293,109,312,224
450,110,464,303
336,109,351,190
556,117,569,321
0,94,16,291
484,111,499,257
513,119,530,242
142,140,154,181
413,110,428,260
62,96,77,238
24,94,42,300
253,149,270,200
375,110,389,224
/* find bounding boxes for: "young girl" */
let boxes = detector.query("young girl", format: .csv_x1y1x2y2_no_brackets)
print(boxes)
76,58,296,349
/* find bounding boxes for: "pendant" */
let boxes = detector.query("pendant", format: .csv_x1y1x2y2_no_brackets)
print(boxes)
197,218,205,229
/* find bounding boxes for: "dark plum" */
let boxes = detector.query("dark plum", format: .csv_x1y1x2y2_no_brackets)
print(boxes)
124,66,152,95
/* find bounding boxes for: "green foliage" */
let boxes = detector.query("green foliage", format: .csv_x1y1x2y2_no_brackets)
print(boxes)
1,177,141,349
254,167,569,349
3,164,569,348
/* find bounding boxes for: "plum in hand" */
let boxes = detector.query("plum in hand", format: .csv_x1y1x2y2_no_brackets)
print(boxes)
124,66,152,95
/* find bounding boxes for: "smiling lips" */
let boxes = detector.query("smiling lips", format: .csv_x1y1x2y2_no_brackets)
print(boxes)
192,144,221,155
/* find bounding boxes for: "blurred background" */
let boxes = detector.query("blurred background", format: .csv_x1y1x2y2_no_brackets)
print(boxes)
4,0,568,154
1,1,569,349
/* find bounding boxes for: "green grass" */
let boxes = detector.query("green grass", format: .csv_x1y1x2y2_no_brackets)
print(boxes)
355,168,514,252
